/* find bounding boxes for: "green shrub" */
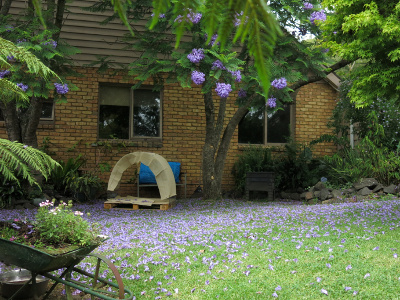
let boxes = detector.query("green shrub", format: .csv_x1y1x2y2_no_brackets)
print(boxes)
232,140,326,195
322,137,400,186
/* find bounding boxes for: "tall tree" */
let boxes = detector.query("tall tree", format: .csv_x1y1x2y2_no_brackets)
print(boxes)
0,0,77,147
98,0,351,199
321,0,400,107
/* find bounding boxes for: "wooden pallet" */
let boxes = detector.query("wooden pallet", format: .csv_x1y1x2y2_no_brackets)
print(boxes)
104,197,176,211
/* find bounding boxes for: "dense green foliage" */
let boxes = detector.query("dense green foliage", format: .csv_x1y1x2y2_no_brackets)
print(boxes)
233,141,325,193
329,80,400,150
322,0,400,107
322,137,400,186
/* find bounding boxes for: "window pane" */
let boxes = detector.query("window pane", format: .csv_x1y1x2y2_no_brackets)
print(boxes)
238,109,264,144
41,102,54,119
133,89,160,137
99,86,130,139
267,105,291,143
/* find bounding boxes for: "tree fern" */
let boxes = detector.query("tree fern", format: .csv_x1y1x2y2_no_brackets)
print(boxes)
0,139,59,188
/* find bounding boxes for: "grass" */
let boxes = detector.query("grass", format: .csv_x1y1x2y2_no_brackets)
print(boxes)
1,197,400,299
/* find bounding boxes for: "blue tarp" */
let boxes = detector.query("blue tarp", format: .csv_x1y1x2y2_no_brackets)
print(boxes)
139,162,181,184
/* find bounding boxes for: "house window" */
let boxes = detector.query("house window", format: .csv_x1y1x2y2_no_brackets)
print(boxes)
98,85,161,139
0,101,54,121
238,104,293,144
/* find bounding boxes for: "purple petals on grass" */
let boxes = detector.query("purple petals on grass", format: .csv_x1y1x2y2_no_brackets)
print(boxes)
321,288,328,295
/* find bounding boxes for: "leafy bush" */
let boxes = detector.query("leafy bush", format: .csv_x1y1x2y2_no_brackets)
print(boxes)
233,140,326,195
322,137,400,186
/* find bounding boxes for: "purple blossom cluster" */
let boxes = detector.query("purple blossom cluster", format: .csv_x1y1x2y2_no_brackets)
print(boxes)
191,70,205,85
42,40,57,49
151,13,166,19
212,60,225,70
267,96,277,108
229,70,241,82
54,83,69,94
215,82,232,98
238,89,247,98
310,10,327,25
0,70,11,78
186,9,202,24
187,48,204,63
16,83,28,92
208,34,219,47
303,2,313,10
271,77,287,89
234,11,248,27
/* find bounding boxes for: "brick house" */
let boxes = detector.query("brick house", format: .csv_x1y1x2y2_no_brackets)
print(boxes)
1,1,340,198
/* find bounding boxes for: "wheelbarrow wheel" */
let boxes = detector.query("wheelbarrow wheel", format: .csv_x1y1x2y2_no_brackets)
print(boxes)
63,253,130,300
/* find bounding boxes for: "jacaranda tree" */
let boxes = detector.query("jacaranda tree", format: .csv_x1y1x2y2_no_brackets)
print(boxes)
97,0,351,199
0,0,78,148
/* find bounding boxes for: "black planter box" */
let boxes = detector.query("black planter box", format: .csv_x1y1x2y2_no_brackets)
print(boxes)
246,172,275,201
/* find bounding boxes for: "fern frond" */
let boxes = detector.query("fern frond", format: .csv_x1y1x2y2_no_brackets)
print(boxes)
0,139,60,188
0,79,29,102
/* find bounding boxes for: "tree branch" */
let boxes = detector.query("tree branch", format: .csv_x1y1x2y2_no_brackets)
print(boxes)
0,0,12,15
289,59,354,91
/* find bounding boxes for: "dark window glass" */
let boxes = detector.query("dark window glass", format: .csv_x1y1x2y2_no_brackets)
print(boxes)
98,86,161,139
238,109,264,144
98,86,130,139
238,104,292,144
267,104,291,143
133,89,161,137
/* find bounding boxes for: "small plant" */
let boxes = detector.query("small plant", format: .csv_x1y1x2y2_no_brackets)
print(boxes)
65,174,102,201
34,200,101,246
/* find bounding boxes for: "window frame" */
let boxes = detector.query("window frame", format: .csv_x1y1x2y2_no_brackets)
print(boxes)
238,103,296,146
97,83,163,140
0,99,55,123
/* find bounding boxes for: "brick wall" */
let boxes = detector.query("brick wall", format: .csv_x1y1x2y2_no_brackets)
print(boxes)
0,67,338,197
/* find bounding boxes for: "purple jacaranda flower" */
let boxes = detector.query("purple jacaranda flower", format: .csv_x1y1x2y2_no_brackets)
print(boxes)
326,263,331,268
16,83,28,92
229,70,241,82
394,253,398,258
212,60,225,70
191,70,205,85
310,10,327,25
5,25,13,32
321,288,328,295
345,287,352,291
303,2,313,10
234,11,248,27
238,89,246,98
191,288,195,293
187,48,205,63
267,97,277,108
275,286,282,291
346,265,352,271
364,273,370,279
205,280,209,285
42,39,57,48
208,34,219,46
268,264,274,271
271,77,287,89
353,291,358,296
215,82,232,98
187,9,202,24
316,277,322,282
0,70,11,78
174,15,183,23
54,83,69,94
272,291,278,298
6,55,15,61
373,246,379,251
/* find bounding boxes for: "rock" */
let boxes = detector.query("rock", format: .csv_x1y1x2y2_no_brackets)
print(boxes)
290,193,301,201
32,197,46,207
355,195,366,202
383,184,397,194
280,191,289,199
107,191,118,199
23,202,36,209
332,189,343,199
314,191,321,199
314,182,326,191
301,191,313,201
320,189,331,201
322,198,343,204
372,184,384,193
358,187,372,196
354,178,379,190
308,186,315,194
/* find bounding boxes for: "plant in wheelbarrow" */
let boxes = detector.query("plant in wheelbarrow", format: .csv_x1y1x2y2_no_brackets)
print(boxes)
0,200,133,299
